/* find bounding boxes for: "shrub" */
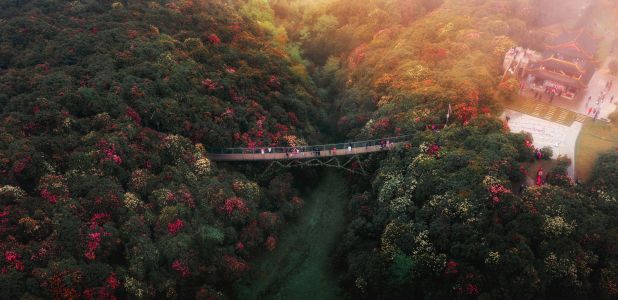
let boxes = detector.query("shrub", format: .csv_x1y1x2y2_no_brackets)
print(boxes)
540,146,553,159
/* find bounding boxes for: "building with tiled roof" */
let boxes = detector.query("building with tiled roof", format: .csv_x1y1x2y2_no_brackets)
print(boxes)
523,29,599,99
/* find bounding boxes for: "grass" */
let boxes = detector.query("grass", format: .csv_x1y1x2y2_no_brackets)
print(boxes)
235,170,347,300
575,119,618,181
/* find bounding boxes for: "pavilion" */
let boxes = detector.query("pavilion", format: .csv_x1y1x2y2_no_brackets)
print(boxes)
523,29,599,100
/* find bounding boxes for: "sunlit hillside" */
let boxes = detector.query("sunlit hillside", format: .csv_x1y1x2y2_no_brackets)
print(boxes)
1,0,617,299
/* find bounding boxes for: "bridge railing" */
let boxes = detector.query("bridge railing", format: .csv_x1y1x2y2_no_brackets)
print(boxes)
207,135,412,155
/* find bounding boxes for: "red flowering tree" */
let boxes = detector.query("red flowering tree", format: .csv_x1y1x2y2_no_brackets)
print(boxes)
208,33,221,45
167,219,185,236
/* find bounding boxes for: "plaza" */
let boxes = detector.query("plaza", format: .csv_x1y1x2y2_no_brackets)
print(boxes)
505,110,582,177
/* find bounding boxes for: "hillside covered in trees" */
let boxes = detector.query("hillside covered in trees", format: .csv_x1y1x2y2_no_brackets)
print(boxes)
0,0,323,298
1,0,618,299
275,0,618,299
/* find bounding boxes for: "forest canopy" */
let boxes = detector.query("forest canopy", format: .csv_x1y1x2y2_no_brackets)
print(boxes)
1,0,618,299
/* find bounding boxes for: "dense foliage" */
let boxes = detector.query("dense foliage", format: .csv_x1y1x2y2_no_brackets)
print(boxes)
267,0,618,299
0,0,319,298
1,0,617,299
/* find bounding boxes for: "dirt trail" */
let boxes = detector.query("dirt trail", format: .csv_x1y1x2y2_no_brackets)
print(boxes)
235,170,348,300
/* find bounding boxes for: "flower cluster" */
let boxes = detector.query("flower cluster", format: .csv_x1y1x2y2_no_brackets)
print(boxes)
123,192,142,210
38,175,68,204
223,254,248,273
465,283,479,295
488,184,511,205
40,188,58,204
13,156,32,174
221,197,249,216
291,196,304,208
267,75,280,88
265,235,277,251
485,251,501,265
171,260,191,278
0,185,26,200
444,260,459,275
201,79,219,91
4,250,24,271
542,215,574,238
85,216,111,260
82,272,120,300
194,158,211,176
167,219,185,236
425,144,441,156
98,140,122,165
126,106,141,125
85,232,102,260
208,33,221,44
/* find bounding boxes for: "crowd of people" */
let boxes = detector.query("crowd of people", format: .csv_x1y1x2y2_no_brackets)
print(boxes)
531,84,564,103
586,79,614,120
248,139,397,158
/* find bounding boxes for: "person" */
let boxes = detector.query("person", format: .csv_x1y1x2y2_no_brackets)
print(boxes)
260,148,265,155
611,95,615,103
332,147,337,155
505,114,510,123
348,143,352,152
268,147,272,153
536,168,543,186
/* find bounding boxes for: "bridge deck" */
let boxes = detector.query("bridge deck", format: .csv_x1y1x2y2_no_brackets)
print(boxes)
207,141,405,162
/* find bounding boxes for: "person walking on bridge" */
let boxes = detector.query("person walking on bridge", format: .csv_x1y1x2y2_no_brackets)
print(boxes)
347,143,352,152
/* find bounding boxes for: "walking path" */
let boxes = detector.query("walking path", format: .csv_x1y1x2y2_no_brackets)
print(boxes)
206,136,408,161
